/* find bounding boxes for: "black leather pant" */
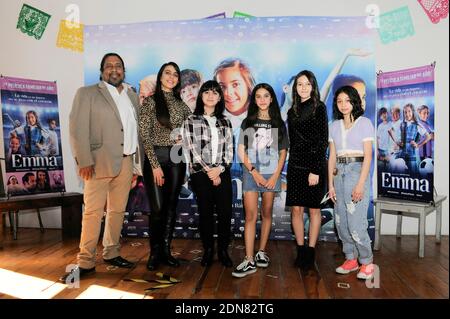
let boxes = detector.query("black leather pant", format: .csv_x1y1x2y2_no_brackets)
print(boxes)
143,146,186,258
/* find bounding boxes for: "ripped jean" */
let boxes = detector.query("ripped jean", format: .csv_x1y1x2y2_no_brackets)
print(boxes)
334,162,373,265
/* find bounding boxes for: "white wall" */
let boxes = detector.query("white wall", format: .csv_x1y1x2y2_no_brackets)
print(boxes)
1,0,448,235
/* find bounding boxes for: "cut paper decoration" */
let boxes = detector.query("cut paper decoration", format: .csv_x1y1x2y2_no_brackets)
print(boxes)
233,11,255,18
205,12,226,19
56,20,84,52
16,4,51,40
378,6,415,44
418,0,449,24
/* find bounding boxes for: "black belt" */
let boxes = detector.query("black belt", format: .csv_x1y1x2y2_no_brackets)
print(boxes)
337,157,364,164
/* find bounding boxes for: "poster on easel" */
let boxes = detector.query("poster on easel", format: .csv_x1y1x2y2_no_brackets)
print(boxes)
1,76,65,196
376,65,435,202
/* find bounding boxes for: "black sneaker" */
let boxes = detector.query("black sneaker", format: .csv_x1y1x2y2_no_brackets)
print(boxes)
232,258,257,278
255,250,270,268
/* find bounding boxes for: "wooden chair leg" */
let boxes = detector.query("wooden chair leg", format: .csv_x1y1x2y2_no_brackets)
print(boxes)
37,209,45,233
13,210,18,240
8,211,14,234
396,213,402,238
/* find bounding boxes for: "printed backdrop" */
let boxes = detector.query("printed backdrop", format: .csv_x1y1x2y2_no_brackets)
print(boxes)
83,16,376,241
376,65,435,202
1,76,65,196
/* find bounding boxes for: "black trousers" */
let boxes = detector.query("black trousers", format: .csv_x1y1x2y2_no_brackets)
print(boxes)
190,169,232,251
143,146,186,256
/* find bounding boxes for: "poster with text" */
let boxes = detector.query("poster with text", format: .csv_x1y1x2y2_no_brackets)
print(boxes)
376,65,434,202
1,76,65,196
84,16,376,241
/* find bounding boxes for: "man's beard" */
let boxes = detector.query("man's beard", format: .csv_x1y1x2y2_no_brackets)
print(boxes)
108,78,124,88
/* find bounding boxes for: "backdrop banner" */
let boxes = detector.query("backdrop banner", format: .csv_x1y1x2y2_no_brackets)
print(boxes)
84,16,376,241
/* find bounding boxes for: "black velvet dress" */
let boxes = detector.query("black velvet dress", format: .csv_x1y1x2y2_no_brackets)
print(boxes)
286,98,329,208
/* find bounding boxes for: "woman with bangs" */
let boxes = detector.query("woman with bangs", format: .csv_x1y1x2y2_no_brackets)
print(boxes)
182,80,234,267
328,85,375,280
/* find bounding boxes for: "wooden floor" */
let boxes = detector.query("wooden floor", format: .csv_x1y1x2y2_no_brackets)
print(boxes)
0,228,448,299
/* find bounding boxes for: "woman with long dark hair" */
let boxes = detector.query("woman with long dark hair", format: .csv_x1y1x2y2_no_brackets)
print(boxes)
182,80,234,267
139,62,191,271
286,70,329,270
231,83,288,278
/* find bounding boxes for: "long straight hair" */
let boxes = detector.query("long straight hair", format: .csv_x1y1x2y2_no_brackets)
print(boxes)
154,62,182,129
193,80,226,119
243,83,286,144
291,70,321,111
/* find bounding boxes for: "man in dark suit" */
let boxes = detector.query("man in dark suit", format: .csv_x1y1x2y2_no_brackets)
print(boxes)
60,53,142,283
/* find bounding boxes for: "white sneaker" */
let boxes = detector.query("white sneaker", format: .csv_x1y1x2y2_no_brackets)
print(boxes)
255,250,270,268
232,258,257,278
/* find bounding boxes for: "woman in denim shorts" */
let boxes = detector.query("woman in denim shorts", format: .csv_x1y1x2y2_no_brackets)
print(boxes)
328,85,375,280
232,83,288,278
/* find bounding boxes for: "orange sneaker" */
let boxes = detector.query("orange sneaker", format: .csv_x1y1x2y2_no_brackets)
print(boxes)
335,259,359,274
357,263,375,280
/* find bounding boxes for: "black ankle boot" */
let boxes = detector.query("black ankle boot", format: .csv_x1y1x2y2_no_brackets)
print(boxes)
302,246,316,270
147,254,160,271
161,241,180,267
295,245,305,268
217,249,233,268
201,247,214,267
147,242,161,271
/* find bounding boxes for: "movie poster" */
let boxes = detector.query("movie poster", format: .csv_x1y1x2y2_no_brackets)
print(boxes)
1,76,65,196
376,65,434,202
83,16,376,241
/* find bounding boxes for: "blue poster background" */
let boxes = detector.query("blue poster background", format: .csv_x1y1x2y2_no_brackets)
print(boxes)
1,76,65,196
83,16,376,241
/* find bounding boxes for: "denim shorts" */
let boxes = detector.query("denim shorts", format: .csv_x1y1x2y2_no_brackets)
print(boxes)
242,167,281,193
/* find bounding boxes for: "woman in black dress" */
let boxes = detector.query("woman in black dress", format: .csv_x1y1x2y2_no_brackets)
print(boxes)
286,70,328,269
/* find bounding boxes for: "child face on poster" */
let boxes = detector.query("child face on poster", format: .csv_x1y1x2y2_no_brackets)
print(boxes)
391,107,401,122
180,69,203,112
37,171,47,184
139,74,157,104
9,136,21,153
216,66,248,115
49,120,57,130
418,106,430,122
8,175,19,185
350,81,366,111
181,83,201,112
26,111,37,126
404,104,415,122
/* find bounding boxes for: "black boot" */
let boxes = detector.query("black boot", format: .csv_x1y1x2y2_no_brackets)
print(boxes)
201,247,214,267
161,238,180,267
302,246,316,270
217,248,233,268
160,207,180,267
147,242,161,271
295,245,305,268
